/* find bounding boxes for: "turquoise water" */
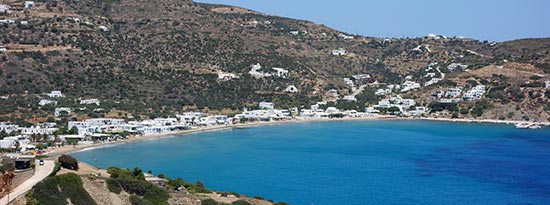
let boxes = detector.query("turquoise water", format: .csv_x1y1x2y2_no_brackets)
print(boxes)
71,120,550,204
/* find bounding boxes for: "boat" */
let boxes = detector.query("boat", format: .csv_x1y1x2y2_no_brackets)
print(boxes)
515,122,542,129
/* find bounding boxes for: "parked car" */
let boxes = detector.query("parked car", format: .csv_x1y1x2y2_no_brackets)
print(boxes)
39,160,44,166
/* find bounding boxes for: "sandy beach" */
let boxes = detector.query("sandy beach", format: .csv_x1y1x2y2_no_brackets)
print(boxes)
44,116,546,156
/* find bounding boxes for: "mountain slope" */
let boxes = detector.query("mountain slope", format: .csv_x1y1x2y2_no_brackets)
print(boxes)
0,0,549,122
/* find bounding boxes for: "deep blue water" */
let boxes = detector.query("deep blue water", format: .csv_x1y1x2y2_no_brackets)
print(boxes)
71,120,550,205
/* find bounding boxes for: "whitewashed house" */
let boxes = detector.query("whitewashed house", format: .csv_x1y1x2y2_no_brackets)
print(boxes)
39,99,57,106
447,63,468,71
24,1,35,8
425,78,440,86
289,31,299,35
0,122,19,134
21,126,58,135
259,102,274,110
545,81,550,89
343,78,355,87
217,71,238,81
463,85,486,101
54,107,71,117
272,67,289,78
0,45,6,52
99,25,109,32
80,99,100,106
342,95,357,102
445,87,463,98
47,90,63,98
0,4,10,13
331,48,346,56
0,19,15,24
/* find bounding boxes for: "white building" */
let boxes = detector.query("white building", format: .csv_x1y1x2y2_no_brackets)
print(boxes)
80,99,100,106
0,45,6,52
99,25,109,32
21,126,58,135
68,118,125,135
342,95,357,102
327,89,338,97
448,63,468,71
463,85,486,101
24,1,35,8
176,112,203,125
401,81,421,92
217,71,239,81
39,99,57,106
54,107,71,117
0,122,19,134
445,87,463,98
285,85,298,93
47,90,63,98
0,5,10,13
272,67,289,78
343,78,355,87
425,78,440,86
0,19,15,24
289,30,299,35
331,48,346,56
259,102,274,110
545,81,550,89
249,64,289,79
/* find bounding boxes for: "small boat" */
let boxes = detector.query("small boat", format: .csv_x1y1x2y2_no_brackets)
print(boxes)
529,124,542,129
515,122,542,129
515,123,530,129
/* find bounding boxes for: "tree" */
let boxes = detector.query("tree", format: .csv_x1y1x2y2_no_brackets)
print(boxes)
59,155,79,170
68,126,79,135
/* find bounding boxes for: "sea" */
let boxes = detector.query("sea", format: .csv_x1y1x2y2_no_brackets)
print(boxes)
71,120,550,205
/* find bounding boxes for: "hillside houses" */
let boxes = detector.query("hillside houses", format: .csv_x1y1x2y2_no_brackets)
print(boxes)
47,90,63,98
259,101,274,110
401,81,421,92
54,107,71,117
331,48,346,56
249,63,289,79
0,4,10,13
217,71,239,81
39,99,57,106
447,63,468,71
80,99,100,106
463,85,486,101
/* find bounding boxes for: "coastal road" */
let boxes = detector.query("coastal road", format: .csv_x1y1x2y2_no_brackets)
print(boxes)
0,160,55,205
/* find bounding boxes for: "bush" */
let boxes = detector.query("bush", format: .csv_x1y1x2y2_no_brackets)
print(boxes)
129,195,154,205
59,155,79,170
106,179,122,194
49,162,61,177
232,200,252,205
26,173,96,205
201,199,219,205
107,167,169,205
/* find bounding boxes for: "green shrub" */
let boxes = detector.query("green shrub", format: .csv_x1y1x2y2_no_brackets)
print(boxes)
231,200,252,205
129,195,154,205
26,173,96,205
106,179,122,194
49,162,61,177
201,198,219,205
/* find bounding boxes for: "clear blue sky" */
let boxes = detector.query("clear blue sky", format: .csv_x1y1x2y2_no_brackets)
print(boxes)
195,0,549,42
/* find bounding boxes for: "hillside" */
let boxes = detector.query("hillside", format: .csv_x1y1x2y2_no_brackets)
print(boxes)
0,0,549,122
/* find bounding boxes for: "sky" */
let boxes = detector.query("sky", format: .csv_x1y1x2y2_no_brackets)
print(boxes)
195,0,550,42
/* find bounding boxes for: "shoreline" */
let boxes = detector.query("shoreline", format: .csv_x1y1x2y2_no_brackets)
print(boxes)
44,116,547,157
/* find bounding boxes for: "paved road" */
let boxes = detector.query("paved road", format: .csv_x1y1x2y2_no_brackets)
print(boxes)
0,160,55,205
